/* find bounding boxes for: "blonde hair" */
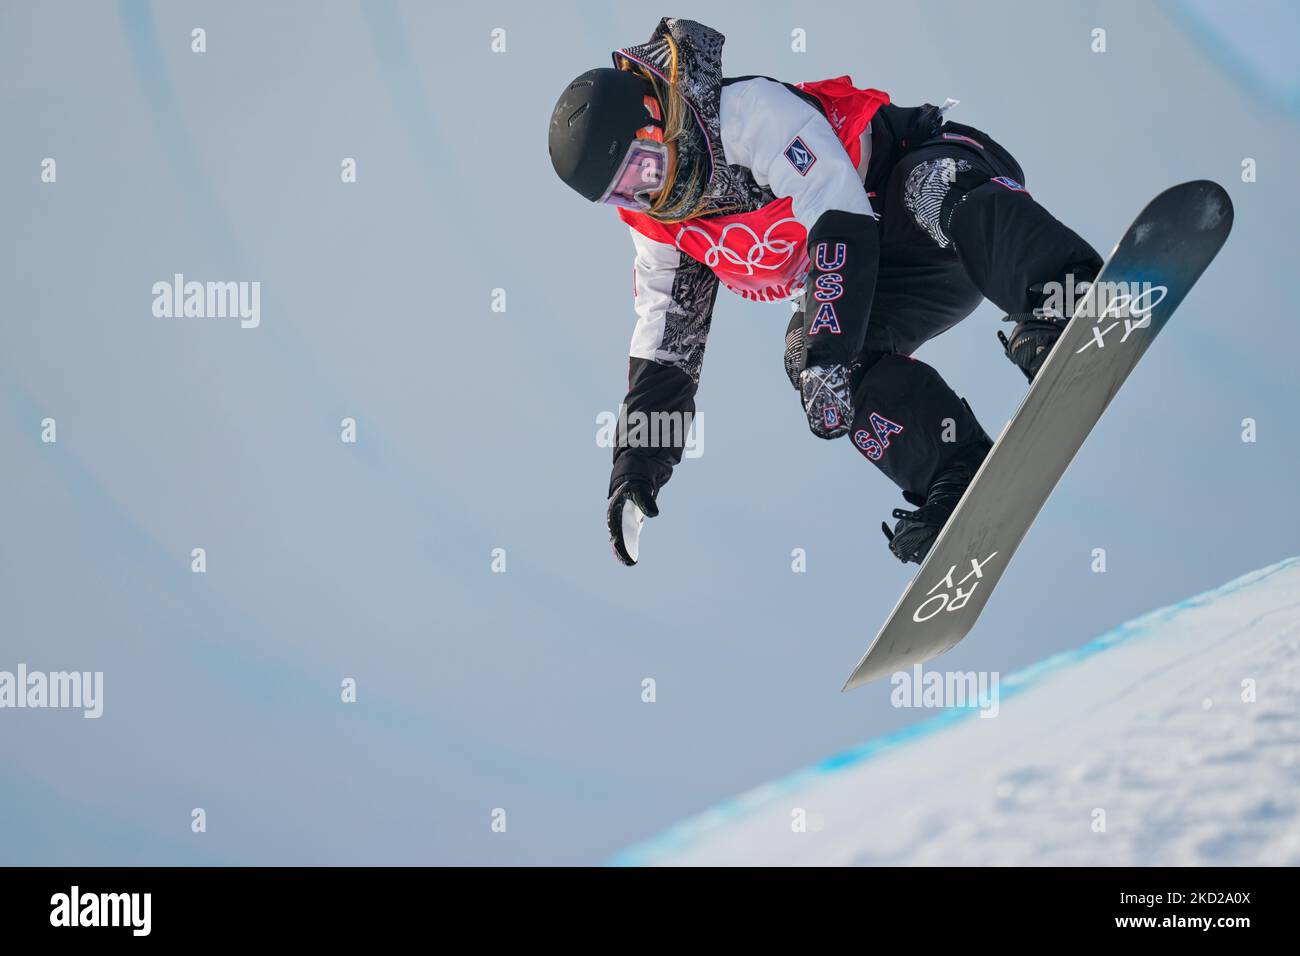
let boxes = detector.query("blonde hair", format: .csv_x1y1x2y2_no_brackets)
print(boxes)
618,36,712,223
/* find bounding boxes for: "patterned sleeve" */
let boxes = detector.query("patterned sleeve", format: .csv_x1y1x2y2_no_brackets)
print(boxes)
609,228,720,497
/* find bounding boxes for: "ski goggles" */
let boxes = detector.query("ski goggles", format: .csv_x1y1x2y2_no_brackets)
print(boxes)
597,94,670,211
597,140,670,210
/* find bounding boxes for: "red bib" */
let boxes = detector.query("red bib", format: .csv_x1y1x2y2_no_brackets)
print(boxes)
621,78,888,302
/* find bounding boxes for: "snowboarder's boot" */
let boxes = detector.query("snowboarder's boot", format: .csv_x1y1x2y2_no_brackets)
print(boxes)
997,277,1095,383
882,434,992,565
999,315,1067,382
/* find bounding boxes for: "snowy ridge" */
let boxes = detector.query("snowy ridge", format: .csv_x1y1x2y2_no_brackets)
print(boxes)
613,558,1300,865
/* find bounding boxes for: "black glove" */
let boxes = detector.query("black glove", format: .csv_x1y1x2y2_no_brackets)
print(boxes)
798,363,855,439
606,479,658,566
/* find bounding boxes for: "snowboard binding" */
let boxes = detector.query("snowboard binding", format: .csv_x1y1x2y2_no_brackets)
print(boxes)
998,316,1068,383
882,494,952,565
997,277,1099,383
882,434,991,565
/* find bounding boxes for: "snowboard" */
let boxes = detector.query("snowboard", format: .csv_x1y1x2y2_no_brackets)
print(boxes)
843,180,1233,691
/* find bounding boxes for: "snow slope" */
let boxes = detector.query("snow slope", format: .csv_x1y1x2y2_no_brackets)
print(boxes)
615,558,1300,866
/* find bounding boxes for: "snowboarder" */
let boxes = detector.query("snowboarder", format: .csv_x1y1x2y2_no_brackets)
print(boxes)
547,18,1104,566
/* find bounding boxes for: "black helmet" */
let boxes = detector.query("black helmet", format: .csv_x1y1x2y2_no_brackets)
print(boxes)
549,68,659,202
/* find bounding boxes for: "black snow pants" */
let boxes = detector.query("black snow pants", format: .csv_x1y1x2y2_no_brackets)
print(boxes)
842,120,1104,500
